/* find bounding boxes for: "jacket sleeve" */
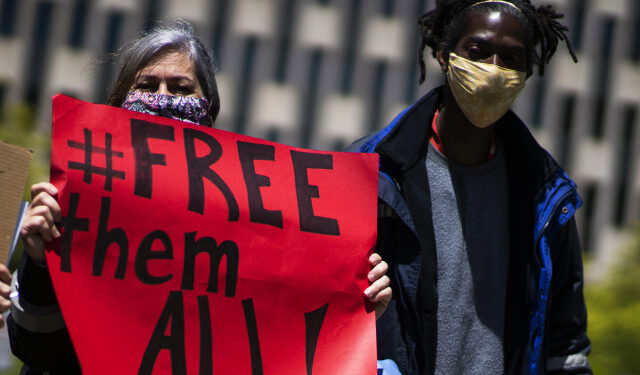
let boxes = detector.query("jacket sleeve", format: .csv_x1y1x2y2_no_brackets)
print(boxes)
375,210,409,372
376,202,426,375
7,254,81,374
546,218,592,374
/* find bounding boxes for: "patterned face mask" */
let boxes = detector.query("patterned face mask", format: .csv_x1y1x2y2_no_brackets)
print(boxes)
122,91,210,125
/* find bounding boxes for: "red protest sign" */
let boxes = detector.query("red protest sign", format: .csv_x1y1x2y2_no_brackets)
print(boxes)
47,95,379,375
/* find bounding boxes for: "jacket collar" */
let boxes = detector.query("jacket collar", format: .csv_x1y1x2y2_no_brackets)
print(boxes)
374,88,441,174
370,85,561,195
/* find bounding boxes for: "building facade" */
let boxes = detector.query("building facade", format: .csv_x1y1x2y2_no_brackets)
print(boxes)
0,0,639,273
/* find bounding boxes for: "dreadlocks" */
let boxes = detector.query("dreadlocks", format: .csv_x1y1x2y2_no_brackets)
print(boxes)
417,0,577,83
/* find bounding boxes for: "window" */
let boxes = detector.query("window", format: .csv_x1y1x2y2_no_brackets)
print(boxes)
95,12,124,103
631,1,640,62
0,0,18,36
558,94,576,167
25,1,55,105
614,106,636,226
68,0,90,48
591,18,615,139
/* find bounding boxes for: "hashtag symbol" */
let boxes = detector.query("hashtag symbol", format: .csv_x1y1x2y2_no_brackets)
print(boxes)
67,128,125,191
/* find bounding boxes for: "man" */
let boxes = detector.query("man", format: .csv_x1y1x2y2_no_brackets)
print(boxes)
349,1,591,374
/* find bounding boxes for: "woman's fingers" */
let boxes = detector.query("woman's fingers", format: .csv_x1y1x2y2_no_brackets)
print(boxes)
365,252,392,320
20,183,61,264
367,254,388,283
30,191,62,223
365,275,391,300
30,182,58,200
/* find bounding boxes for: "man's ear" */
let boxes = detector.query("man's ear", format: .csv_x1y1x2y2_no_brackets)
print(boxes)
436,47,448,73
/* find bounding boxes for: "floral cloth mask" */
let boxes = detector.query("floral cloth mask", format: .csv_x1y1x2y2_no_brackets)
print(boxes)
122,91,210,125
446,52,526,128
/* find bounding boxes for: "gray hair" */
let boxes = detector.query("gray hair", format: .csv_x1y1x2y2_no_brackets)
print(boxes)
106,20,220,125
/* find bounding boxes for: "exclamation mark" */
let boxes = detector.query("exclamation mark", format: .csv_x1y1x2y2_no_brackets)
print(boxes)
305,303,329,375
242,298,264,375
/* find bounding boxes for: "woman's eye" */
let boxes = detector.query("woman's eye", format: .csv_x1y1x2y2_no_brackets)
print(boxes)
134,83,152,91
173,85,193,94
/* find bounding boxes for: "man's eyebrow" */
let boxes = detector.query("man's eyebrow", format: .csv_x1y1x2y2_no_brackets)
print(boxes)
467,36,525,52
466,36,493,45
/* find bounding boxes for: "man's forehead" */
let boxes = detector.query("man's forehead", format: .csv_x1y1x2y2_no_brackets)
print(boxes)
462,10,526,41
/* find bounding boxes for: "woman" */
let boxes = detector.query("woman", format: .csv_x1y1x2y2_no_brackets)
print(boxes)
9,20,391,374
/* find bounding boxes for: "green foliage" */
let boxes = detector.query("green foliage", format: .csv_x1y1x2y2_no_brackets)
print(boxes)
0,105,49,373
585,225,640,374
0,105,51,199
0,361,21,375
0,105,51,272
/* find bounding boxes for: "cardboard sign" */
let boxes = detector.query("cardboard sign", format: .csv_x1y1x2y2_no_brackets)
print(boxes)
0,141,32,263
47,95,379,375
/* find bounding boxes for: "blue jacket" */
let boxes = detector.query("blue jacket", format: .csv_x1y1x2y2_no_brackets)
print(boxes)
349,87,591,375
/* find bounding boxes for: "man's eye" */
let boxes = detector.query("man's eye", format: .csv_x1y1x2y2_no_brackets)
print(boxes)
504,54,526,70
504,53,517,61
467,47,483,59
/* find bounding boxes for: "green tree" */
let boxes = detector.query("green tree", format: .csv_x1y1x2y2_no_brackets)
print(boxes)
585,224,640,374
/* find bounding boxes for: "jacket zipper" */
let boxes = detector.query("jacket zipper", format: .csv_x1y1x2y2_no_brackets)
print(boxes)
529,181,576,373
532,181,575,268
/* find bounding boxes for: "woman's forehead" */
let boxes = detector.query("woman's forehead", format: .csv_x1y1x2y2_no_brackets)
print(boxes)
138,50,196,76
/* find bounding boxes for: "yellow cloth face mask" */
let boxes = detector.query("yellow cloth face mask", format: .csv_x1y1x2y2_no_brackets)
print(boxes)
446,52,526,128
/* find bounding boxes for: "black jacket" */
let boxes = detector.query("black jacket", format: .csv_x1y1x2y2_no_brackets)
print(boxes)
7,255,80,374
348,87,591,375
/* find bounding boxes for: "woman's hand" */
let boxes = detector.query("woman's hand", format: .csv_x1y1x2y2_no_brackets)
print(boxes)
364,253,392,320
20,182,62,265
0,264,11,328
